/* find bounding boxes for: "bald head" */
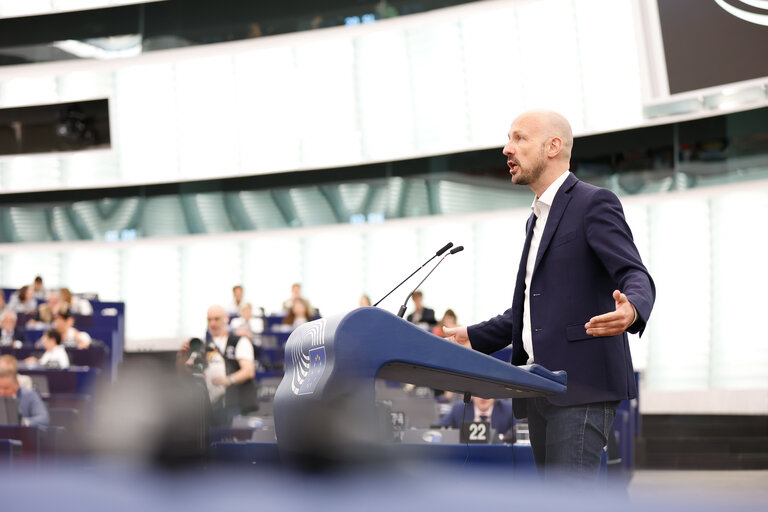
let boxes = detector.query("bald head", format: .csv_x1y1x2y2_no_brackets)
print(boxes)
516,109,573,161
207,305,229,337
504,109,574,197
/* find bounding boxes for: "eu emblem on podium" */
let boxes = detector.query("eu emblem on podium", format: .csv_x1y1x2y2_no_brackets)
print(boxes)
298,346,326,395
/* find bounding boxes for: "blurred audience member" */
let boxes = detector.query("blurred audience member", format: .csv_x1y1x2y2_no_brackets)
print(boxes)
226,285,246,317
0,292,7,312
375,0,399,18
177,305,257,426
432,309,458,337
54,310,91,349
283,297,311,329
229,302,265,342
359,294,371,307
25,329,69,369
36,290,67,325
407,290,437,331
0,354,31,390
31,275,48,301
8,285,37,314
60,287,93,315
0,356,50,426
436,397,515,441
0,310,27,348
282,283,315,316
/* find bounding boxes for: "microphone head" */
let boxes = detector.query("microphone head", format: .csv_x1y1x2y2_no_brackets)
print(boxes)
449,245,464,255
436,242,454,256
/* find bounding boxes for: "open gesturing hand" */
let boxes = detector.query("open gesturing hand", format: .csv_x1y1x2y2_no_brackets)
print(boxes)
585,290,636,337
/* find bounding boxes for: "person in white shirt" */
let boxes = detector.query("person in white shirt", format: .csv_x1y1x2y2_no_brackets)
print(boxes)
25,329,70,369
226,285,246,317
177,305,257,426
54,310,91,349
229,302,264,343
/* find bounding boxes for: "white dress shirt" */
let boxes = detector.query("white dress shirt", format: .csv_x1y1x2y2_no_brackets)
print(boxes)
39,344,70,369
522,170,571,364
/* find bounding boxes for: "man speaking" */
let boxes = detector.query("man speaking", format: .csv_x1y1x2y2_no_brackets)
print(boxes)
444,109,655,479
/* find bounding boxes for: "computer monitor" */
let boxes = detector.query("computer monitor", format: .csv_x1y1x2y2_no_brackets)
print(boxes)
29,375,50,398
0,396,20,425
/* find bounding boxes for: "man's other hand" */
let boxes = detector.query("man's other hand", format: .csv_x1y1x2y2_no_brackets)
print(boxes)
585,290,636,336
442,326,472,349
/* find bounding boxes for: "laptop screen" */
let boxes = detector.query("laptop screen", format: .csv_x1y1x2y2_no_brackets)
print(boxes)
0,396,20,425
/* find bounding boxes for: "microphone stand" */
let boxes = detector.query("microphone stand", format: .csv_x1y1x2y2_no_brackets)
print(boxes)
397,246,464,318
373,242,453,307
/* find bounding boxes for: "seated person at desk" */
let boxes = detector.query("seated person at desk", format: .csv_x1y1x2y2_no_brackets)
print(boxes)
436,396,516,442
54,310,91,349
32,289,67,327
25,330,70,369
229,302,265,342
432,309,458,338
60,287,93,316
282,283,316,316
0,310,27,348
31,275,48,301
406,291,437,331
282,298,311,329
0,357,50,426
7,285,36,314
226,284,247,317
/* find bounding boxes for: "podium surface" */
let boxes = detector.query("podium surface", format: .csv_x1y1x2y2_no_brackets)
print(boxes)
273,307,566,458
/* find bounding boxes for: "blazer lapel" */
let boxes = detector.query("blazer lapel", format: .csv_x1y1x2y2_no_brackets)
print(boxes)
533,173,578,273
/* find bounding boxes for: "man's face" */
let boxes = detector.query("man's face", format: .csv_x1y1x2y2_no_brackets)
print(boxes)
503,115,548,188
0,376,18,397
207,308,228,336
472,396,494,413
233,287,243,302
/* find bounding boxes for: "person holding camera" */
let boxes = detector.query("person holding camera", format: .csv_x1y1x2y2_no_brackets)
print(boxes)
177,304,258,426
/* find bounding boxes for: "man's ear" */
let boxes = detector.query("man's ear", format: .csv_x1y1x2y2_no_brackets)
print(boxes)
546,137,562,158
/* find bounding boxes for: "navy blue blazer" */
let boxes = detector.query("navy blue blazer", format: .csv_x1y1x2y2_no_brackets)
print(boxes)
436,400,515,435
468,174,655,413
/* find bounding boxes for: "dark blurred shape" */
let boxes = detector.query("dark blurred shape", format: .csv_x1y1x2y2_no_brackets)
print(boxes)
55,103,96,149
89,357,211,468
0,99,109,155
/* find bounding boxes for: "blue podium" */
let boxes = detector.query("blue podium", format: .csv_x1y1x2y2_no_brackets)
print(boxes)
273,307,566,463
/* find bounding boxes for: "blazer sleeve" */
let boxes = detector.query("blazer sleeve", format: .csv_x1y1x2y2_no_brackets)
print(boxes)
21,389,50,427
584,188,656,335
467,306,517,355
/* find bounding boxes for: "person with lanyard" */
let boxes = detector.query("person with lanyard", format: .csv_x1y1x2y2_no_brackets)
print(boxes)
178,305,257,426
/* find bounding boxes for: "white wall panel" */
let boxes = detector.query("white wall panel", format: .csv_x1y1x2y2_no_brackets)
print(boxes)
646,198,711,390
175,55,239,179
114,63,179,183
179,241,242,337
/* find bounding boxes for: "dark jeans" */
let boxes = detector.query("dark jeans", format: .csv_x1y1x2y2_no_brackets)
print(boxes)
526,397,618,480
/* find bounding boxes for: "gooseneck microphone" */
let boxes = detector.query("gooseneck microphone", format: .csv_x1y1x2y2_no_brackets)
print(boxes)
396,245,464,318
372,242,453,307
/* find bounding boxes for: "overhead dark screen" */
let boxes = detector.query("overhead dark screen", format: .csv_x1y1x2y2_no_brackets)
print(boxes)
0,99,110,155
657,0,768,94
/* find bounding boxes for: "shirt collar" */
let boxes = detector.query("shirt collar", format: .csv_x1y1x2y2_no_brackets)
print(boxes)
531,170,570,216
